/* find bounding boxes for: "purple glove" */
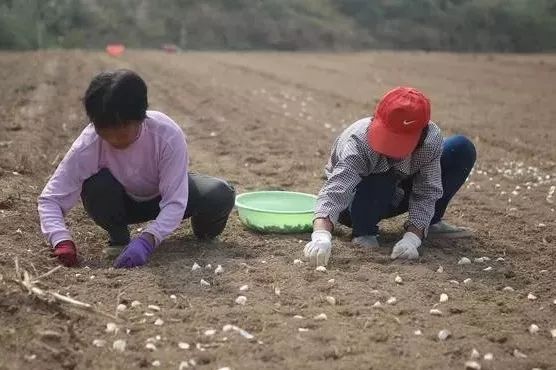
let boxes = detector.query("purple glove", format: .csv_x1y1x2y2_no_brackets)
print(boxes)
113,235,155,268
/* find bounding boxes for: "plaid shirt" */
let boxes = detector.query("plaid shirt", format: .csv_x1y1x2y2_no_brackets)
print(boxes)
315,117,444,232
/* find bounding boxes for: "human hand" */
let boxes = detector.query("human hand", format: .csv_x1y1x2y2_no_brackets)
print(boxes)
391,232,421,260
52,240,78,267
113,235,155,268
303,230,332,267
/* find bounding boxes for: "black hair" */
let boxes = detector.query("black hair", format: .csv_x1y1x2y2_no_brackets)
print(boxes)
83,69,148,128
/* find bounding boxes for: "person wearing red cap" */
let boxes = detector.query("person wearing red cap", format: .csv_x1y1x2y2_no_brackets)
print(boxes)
304,87,476,266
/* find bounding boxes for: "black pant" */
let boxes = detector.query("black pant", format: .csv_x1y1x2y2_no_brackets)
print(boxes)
81,168,236,245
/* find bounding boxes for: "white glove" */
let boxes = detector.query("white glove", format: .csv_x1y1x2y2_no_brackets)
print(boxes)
303,230,332,267
391,232,421,260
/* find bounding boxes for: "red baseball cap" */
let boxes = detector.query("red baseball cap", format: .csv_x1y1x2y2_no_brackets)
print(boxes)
368,87,431,159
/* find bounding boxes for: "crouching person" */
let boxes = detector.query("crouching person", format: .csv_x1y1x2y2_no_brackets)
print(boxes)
304,87,476,266
38,69,235,268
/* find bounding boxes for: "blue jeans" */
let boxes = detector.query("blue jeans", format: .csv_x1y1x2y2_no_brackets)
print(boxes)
338,135,476,237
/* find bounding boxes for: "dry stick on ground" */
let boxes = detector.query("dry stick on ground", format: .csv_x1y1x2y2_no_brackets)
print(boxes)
12,257,120,321
33,265,62,283
30,262,39,277
50,152,61,166
15,257,20,278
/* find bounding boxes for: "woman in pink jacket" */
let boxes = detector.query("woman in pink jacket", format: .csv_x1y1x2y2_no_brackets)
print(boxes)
38,69,235,268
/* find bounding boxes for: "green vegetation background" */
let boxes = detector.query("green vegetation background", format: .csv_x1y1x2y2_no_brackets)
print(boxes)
1,0,555,52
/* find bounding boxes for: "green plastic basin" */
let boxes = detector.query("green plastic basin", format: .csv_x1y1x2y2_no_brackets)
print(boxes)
235,191,317,234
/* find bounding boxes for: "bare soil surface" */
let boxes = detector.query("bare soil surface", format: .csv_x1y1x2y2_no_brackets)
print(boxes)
0,50,555,370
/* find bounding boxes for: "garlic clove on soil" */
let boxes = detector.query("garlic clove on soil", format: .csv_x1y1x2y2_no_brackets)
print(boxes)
437,329,451,341
429,309,443,316
145,343,157,351
200,279,210,287
214,265,224,274
527,293,537,300
483,353,494,361
325,296,336,305
154,318,164,326
92,339,106,347
436,266,444,273
470,348,480,360
439,293,449,303
463,278,472,284
387,297,397,305
464,361,481,370
148,305,161,311
528,324,540,334
314,313,327,321
502,286,515,292
239,285,249,291
178,342,190,350
105,323,118,334
116,304,126,312
513,349,527,358
112,339,126,352
458,257,471,265
315,266,327,272
191,262,201,271
131,300,141,308
395,275,403,284
235,296,247,305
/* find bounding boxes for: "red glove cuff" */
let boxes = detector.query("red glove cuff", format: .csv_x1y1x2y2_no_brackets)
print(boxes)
55,240,76,250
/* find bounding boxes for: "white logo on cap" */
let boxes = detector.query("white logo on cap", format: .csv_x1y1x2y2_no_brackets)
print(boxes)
403,120,416,126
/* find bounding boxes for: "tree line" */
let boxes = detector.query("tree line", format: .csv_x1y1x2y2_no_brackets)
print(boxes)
1,0,554,52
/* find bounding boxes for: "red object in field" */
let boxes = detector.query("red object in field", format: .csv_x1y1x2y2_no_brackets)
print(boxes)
106,44,125,57
162,44,178,53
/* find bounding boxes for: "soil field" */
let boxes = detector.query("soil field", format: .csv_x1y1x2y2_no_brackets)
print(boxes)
0,50,555,370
